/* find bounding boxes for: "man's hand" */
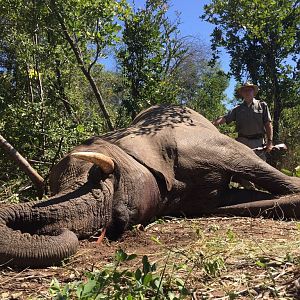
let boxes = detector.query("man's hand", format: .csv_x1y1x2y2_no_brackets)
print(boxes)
266,140,273,152
212,116,226,126
264,122,273,152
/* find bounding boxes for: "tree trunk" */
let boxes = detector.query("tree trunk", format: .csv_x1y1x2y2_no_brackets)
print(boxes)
36,58,47,157
81,66,114,130
0,134,44,198
272,85,282,143
270,60,282,143
55,60,76,119
26,64,34,103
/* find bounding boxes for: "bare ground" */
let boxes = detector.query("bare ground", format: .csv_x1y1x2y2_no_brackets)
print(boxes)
1,217,300,299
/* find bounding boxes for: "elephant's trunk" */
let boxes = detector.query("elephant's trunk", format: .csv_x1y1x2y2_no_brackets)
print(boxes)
0,179,114,267
0,202,79,267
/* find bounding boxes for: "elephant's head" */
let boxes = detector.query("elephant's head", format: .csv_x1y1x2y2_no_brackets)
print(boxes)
0,138,161,267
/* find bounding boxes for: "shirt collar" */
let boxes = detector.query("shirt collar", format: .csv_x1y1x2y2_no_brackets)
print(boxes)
242,98,257,107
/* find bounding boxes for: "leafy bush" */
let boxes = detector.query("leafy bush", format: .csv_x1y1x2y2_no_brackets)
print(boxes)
49,249,191,299
281,166,300,177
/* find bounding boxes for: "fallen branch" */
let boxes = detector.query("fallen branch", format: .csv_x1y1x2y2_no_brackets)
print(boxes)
0,134,44,198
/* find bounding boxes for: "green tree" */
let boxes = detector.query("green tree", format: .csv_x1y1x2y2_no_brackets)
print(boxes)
0,0,130,198
175,39,229,121
202,0,300,142
80,66,130,127
117,0,188,119
48,0,131,130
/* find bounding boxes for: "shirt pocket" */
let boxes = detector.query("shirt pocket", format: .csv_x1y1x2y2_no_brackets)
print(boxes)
235,108,246,125
252,109,264,127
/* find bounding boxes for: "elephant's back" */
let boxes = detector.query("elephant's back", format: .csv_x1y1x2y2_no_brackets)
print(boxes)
132,105,218,132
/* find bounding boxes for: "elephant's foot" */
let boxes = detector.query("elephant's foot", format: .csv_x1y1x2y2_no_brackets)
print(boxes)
215,191,300,220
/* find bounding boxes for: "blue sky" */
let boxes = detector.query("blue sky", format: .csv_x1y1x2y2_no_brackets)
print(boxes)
131,0,215,43
165,0,236,98
167,1,215,48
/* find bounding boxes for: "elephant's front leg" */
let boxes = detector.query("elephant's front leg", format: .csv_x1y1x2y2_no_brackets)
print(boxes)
215,188,300,220
222,142,300,195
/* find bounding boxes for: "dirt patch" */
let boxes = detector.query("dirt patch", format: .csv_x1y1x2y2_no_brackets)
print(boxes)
1,217,300,299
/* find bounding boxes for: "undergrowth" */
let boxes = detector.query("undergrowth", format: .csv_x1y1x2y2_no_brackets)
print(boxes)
46,217,300,299
49,249,191,300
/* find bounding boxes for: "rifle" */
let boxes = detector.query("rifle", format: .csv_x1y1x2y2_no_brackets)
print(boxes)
252,143,287,152
253,143,288,166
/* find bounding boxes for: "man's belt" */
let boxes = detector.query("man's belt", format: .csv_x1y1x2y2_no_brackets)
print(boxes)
238,134,264,139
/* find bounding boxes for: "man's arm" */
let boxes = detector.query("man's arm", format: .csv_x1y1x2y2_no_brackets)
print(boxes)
261,101,273,152
265,121,273,152
213,107,236,126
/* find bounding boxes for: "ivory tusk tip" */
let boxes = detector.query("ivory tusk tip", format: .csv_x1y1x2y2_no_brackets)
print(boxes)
71,151,114,174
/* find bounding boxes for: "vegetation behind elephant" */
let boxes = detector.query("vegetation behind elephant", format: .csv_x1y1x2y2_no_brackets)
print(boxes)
0,105,300,267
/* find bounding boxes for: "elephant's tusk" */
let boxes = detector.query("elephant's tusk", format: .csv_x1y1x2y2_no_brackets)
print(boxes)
71,152,114,174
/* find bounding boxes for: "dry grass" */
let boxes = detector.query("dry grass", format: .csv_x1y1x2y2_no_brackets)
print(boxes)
1,217,300,299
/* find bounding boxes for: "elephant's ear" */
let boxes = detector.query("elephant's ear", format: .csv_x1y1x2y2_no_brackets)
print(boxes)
116,132,176,192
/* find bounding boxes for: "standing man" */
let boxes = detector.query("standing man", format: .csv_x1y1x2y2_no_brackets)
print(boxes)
213,82,273,161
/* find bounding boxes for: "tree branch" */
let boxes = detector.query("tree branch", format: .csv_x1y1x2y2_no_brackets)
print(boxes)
0,134,44,198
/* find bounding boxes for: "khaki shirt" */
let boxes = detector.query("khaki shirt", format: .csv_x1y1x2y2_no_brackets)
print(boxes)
225,99,272,138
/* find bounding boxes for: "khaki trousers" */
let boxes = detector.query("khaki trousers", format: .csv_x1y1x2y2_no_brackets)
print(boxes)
233,137,266,189
236,137,266,161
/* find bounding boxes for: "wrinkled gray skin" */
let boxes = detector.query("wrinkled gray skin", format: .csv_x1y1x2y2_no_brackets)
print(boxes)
1,105,300,267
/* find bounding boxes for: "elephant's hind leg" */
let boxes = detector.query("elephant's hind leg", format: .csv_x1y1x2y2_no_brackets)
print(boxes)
215,190,300,220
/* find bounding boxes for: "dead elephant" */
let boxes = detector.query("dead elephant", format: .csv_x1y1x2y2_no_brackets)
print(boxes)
0,105,299,267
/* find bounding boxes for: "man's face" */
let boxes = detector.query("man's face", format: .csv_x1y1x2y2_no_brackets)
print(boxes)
240,87,255,100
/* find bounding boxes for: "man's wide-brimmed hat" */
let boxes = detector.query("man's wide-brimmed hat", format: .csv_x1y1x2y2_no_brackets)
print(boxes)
236,82,258,97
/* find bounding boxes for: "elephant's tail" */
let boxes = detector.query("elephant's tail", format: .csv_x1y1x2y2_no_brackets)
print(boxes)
0,202,79,268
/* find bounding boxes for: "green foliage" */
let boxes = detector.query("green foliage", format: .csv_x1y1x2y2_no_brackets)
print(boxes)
47,0,131,130
49,249,191,299
281,166,300,177
203,256,226,278
202,0,299,81
0,67,106,171
117,0,187,119
296,166,300,177
184,64,228,121
165,39,229,121
89,67,131,128
279,104,300,169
